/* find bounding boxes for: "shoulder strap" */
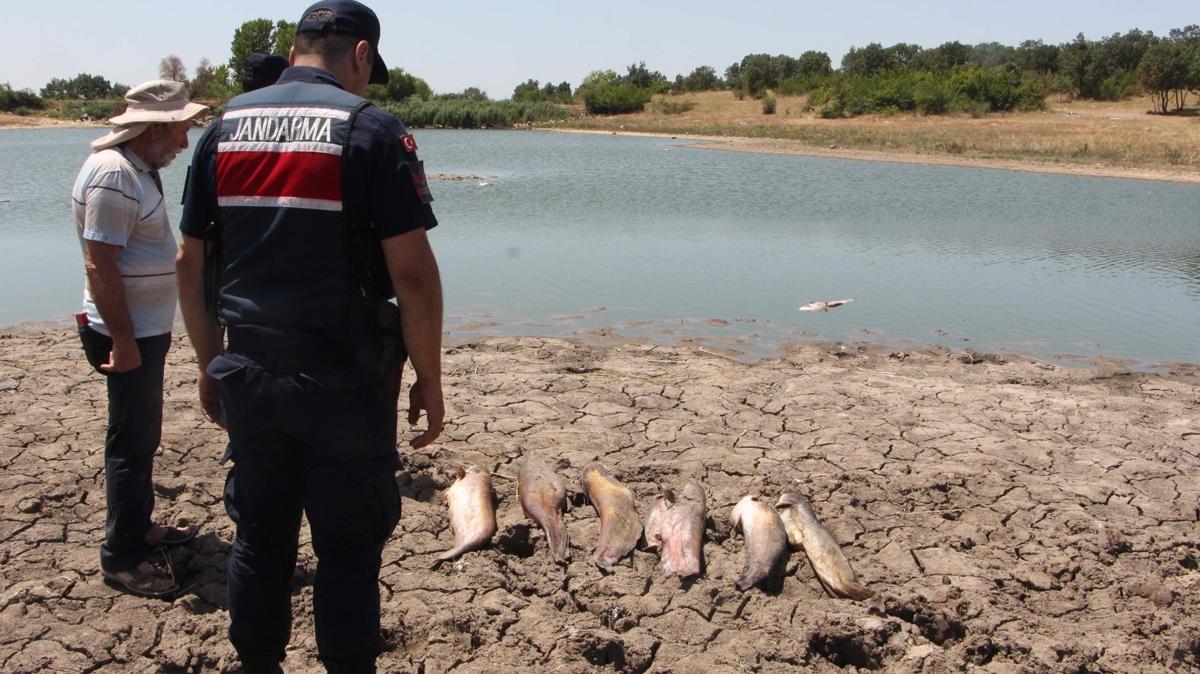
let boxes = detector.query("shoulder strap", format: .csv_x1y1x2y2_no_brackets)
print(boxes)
203,117,224,316
342,101,388,301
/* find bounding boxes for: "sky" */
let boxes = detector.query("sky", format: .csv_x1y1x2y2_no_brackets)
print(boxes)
2,1,1196,97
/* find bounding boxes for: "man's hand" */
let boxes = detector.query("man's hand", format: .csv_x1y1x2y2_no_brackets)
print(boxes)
100,336,142,373
199,373,224,428
407,379,444,448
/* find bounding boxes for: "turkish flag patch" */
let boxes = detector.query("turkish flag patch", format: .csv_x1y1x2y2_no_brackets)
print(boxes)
400,133,418,154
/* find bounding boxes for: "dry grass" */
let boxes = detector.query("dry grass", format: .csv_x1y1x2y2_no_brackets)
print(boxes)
555,91,1200,174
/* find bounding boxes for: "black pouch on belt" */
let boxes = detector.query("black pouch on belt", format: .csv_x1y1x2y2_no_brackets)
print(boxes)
367,299,407,395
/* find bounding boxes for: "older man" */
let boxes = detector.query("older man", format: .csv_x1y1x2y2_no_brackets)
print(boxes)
72,80,208,598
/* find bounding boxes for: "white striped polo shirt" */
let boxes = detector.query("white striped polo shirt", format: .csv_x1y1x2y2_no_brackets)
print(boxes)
71,146,178,338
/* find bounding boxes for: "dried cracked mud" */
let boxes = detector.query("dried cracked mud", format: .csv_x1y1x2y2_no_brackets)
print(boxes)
2,327,1199,673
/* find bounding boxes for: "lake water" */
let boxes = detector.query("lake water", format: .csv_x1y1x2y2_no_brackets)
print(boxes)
2,127,1198,366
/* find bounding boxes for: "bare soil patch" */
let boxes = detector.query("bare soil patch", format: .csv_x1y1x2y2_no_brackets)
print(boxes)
1,327,1198,672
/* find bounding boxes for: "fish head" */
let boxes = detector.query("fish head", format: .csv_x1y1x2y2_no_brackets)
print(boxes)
681,483,705,503
777,491,817,519
579,463,604,491
730,495,760,528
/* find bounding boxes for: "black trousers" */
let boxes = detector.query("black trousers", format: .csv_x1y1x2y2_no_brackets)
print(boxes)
79,326,172,573
209,351,402,674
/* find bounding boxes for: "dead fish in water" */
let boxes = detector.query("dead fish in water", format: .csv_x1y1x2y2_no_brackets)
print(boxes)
518,457,570,564
643,491,674,552
658,482,706,578
580,463,642,569
435,465,497,563
798,299,853,312
730,495,788,591
777,491,873,600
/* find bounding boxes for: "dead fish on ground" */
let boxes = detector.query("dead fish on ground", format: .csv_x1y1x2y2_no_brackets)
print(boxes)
580,463,642,569
518,457,570,564
730,495,788,591
777,491,874,600
643,491,673,552
798,299,854,312
435,465,498,563
657,482,706,578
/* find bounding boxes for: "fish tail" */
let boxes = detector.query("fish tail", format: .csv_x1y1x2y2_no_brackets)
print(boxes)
435,542,471,563
836,581,875,601
545,512,570,564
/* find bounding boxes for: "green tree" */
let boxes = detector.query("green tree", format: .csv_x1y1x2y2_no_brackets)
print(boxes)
889,43,923,68
229,19,275,88
583,82,650,114
512,79,543,101
913,41,972,71
40,73,114,100
841,43,898,76
540,81,572,102
0,83,45,112
796,51,833,78
971,42,1016,69
723,62,742,89
1060,33,1096,97
577,70,620,99
1138,41,1191,112
274,20,297,57
679,65,722,92
623,62,670,93
1014,40,1060,74
365,67,432,102
738,54,787,95
459,87,489,102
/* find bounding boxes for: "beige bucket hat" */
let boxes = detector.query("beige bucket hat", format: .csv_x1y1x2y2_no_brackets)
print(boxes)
91,80,210,151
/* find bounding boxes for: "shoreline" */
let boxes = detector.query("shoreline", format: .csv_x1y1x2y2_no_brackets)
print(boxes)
4,314,1195,373
7,115,1196,185
1,325,1197,672
547,127,1200,185
0,115,106,130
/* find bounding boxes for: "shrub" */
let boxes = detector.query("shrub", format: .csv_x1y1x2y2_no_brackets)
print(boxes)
378,99,568,129
584,83,651,115
811,65,1046,117
913,76,952,114
776,75,827,96
0,83,45,112
82,102,122,120
654,99,696,115
761,95,777,114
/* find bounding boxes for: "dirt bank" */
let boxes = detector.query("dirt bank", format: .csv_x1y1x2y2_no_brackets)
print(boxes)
552,128,1200,186
1,327,1198,672
552,91,1200,185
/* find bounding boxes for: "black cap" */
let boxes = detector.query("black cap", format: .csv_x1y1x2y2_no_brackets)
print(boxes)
296,0,389,85
243,53,290,92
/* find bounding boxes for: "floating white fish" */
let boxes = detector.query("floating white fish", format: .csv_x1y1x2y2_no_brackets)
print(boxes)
798,299,854,312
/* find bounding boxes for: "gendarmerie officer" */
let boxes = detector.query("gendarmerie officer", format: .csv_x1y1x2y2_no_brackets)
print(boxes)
175,2,445,672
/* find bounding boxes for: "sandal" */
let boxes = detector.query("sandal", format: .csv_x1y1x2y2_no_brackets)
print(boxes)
146,523,199,548
102,549,180,599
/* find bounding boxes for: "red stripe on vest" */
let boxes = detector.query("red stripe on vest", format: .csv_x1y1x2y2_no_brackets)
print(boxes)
216,151,341,202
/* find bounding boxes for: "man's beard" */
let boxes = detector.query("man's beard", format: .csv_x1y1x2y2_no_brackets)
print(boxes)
145,133,182,170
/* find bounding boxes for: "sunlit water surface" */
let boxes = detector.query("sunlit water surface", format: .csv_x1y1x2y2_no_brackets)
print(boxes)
1,127,1197,366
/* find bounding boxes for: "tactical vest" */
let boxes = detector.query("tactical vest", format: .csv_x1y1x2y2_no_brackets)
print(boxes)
214,81,374,345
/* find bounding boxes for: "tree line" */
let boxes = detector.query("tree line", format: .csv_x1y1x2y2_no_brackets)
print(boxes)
5,23,1198,119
